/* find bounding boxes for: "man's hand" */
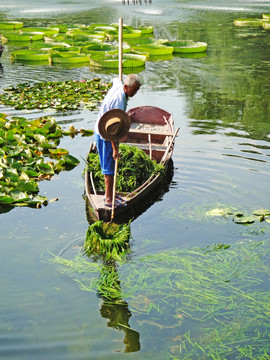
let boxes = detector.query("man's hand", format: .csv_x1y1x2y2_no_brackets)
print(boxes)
112,141,120,160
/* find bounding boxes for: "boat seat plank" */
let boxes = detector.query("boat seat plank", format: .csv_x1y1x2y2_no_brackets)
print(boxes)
129,128,174,136
124,142,167,152
129,122,174,136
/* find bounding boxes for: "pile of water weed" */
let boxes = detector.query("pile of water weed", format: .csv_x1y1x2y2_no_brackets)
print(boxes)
86,143,165,193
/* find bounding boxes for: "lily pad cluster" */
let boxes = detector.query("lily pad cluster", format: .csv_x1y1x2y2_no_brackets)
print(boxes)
234,13,270,30
164,203,270,226
0,21,207,68
207,207,270,224
0,113,82,210
0,78,111,111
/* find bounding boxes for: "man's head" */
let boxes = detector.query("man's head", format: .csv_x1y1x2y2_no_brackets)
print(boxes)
124,74,141,97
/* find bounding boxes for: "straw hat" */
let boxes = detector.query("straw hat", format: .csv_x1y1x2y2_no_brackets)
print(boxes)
98,109,131,141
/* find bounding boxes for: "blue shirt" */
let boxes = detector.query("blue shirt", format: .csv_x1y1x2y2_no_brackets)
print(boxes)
95,78,128,136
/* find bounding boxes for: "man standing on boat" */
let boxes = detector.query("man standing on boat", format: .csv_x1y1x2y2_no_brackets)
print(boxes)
95,74,141,208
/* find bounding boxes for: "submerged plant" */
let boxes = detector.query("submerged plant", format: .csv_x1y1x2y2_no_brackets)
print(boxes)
52,239,270,359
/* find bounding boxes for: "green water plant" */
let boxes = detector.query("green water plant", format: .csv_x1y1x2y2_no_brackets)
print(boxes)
0,78,111,111
84,221,131,261
164,202,270,226
51,239,270,359
1,22,207,69
86,144,165,193
165,40,208,53
0,21,24,30
234,13,270,28
89,52,147,69
0,113,81,210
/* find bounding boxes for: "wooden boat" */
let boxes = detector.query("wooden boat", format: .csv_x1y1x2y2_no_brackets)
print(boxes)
85,105,179,222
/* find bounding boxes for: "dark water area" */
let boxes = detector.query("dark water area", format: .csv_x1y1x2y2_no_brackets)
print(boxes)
0,1,270,359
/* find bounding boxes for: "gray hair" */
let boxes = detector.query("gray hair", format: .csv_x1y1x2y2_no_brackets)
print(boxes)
124,74,141,87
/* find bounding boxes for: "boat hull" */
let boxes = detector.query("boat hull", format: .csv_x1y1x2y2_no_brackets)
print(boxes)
85,105,178,222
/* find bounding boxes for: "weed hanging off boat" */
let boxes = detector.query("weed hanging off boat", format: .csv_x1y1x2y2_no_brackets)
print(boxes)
84,221,131,261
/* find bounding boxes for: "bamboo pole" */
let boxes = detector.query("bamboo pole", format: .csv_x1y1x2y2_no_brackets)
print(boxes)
111,142,119,221
118,17,123,82
111,19,123,221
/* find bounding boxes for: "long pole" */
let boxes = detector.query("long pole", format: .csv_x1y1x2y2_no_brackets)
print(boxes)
118,17,123,82
111,18,123,221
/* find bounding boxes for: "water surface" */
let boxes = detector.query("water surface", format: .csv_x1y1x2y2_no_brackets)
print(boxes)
0,1,269,359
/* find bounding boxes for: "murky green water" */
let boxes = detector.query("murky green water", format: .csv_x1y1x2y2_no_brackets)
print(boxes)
0,1,270,359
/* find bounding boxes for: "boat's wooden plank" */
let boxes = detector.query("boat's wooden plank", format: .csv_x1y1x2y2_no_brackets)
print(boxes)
129,128,175,136
91,194,105,209
129,122,174,136
124,142,167,152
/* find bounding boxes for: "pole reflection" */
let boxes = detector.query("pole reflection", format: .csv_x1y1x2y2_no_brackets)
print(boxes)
99,263,140,353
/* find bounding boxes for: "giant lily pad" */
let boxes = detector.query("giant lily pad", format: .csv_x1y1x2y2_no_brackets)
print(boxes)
10,49,50,62
166,40,208,53
2,32,44,42
131,44,174,56
20,27,60,36
89,53,146,68
50,52,90,64
0,21,24,30
234,18,266,26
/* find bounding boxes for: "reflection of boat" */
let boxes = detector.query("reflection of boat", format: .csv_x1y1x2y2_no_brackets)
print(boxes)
85,105,179,222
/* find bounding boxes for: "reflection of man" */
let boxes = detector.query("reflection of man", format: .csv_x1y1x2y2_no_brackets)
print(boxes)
100,301,140,353
94,74,141,208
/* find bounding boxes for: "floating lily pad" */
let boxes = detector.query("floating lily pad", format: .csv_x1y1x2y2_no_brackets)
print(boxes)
253,208,270,216
0,114,81,210
0,21,24,30
0,78,111,111
131,44,174,56
89,53,146,68
206,208,229,216
138,25,154,34
11,49,50,62
166,40,207,53
234,18,266,26
233,216,256,224
2,32,44,42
